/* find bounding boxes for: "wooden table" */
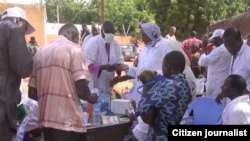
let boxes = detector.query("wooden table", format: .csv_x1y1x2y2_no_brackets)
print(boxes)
87,120,131,141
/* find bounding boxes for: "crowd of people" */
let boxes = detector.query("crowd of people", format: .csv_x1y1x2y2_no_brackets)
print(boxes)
0,6,250,141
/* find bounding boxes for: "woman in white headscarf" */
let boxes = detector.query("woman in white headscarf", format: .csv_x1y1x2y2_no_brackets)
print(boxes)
111,22,196,103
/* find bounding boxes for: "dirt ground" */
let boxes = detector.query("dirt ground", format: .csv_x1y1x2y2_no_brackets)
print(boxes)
22,61,134,95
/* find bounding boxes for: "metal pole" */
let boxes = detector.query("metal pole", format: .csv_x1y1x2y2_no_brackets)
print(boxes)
57,5,60,30
122,24,126,36
44,4,47,45
100,0,104,24
126,25,131,36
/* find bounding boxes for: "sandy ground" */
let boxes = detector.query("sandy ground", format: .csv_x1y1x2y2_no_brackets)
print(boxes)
22,61,134,95
113,61,134,93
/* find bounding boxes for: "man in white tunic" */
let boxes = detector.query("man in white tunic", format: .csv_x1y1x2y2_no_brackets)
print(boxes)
198,29,231,98
84,21,124,91
216,74,250,124
81,23,100,48
223,27,250,92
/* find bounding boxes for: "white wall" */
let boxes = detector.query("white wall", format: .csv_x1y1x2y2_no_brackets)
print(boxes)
46,23,102,35
46,23,92,35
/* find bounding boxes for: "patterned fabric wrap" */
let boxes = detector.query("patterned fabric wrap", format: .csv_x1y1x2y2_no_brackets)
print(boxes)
139,73,192,141
124,73,192,141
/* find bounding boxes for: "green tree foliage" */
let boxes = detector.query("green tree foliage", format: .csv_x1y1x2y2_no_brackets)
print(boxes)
89,0,154,36
45,0,89,24
44,0,154,38
244,0,250,10
44,0,249,41
145,0,249,41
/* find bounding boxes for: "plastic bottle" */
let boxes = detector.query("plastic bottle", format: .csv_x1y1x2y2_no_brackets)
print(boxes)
86,103,93,119
105,89,111,109
92,88,101,126
120,87,125,99
92,102,101,126
111,90,116,100
97,88,110,115
80,100,88,117
98,89,105,114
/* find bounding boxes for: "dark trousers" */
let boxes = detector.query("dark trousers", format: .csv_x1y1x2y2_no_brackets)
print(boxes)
0,98,18,141
0,115,16,141
43,127,87,141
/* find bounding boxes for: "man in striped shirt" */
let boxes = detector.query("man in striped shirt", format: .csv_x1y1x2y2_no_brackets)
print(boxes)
28,24,98,141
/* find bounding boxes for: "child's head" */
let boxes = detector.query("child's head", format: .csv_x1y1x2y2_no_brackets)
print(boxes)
162,51,185,76
138,70,157,96
137,70,157,84
191,43,199,54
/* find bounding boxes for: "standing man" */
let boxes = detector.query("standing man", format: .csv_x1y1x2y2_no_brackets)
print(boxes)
223,27,250,92
165,26,176,40
83,21,124,91
0,7,34,141
79,23,90,45
182,30,203,62
28,24,98,141
81,23,100,48
198,29,231,98
27,36,38,57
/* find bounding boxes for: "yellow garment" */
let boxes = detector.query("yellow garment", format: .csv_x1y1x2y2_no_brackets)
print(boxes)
165,34,176,40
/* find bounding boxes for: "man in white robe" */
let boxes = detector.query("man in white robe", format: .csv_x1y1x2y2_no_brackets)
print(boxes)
83,21,124,91
198,29,231,98
216,74,250,124
81,23,100,49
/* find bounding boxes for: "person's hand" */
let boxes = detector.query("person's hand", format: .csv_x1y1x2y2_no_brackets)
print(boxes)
140,108,158,125
90,93,98,104
125,109,137,123
215,93,224,104
109,76,122,87
101,64,115,72
24,128,43,141
117,64,129,71
198,74,204,79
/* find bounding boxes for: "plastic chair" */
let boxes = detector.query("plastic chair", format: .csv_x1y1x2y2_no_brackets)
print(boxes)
187,96,224,124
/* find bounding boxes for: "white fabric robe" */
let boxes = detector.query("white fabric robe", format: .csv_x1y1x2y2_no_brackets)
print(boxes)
125,38,196,103
198,44,231,98
84,34,124,90
222,95,250,124
230,42,250,91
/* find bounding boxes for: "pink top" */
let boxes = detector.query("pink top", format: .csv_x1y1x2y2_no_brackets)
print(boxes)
182,37,202,61
29,36,89,132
